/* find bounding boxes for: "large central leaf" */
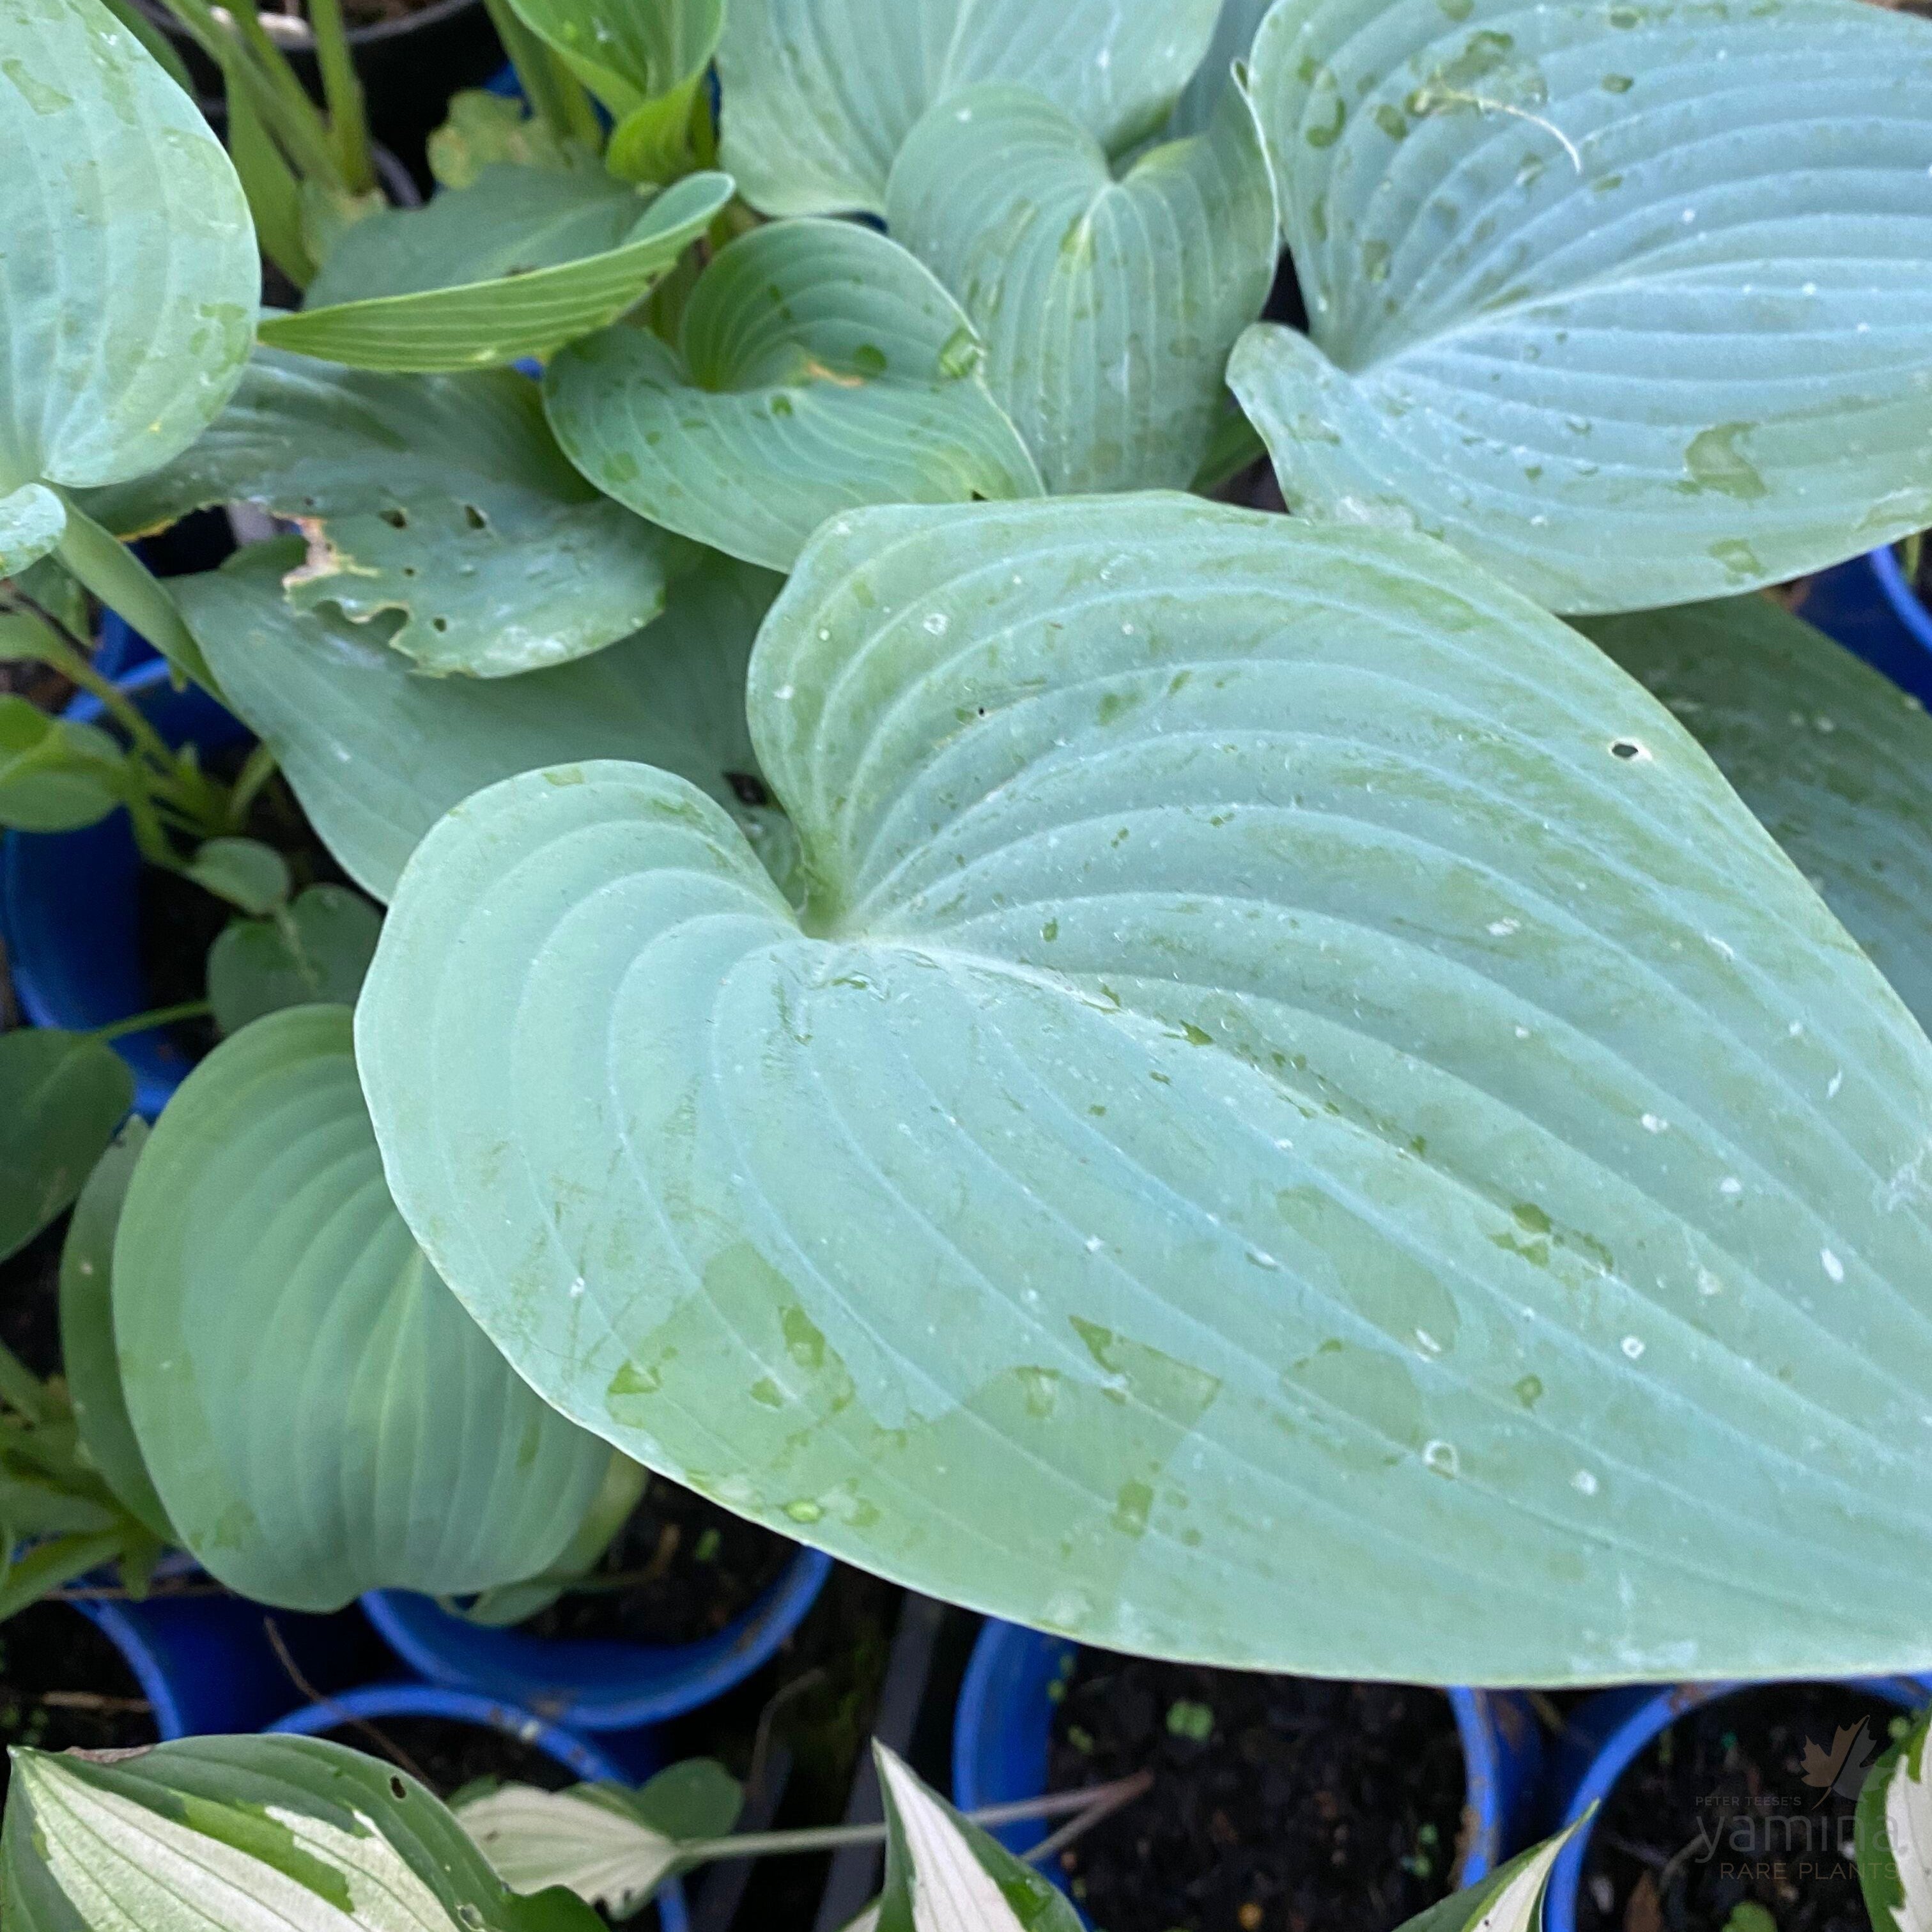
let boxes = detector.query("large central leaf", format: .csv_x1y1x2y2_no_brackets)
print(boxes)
115,1006,614,1611
359,495,1932,1685
0,0,256,500
544,221,1041,571
886,77,1278,493
81,351,673,677
716,0,1224,217
1230,0,1932,613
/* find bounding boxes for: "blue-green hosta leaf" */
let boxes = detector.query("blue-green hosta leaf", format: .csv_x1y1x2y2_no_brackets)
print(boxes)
305,163,658,309
1859,1706,1932,1932
0,0,256,498
544,221,1040,571
0,485,64,578
113,1005,614,1611
208,886,383,1036
1168,0,1278,138
0,1735,602,1932
0,1030,133,1265
177,541,784,901
259,173,734,374
82,351,673,677
715,0,1224,218
58,1123,175,1542
887,77,1278,493
1231,0,1932,614
876,1745,1079,1932
1584,595,1932,1037
503,0,720,119
358,495,1932,1685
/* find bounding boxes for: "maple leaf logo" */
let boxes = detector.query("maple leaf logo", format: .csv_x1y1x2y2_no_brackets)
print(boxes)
1800,1720,1877,1805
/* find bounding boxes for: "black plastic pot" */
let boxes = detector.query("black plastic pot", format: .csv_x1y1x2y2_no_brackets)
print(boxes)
137,0,504,173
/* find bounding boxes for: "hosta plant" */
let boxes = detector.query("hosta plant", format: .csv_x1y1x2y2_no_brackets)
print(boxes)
7,0,1932,1689
0,1731,1580,1932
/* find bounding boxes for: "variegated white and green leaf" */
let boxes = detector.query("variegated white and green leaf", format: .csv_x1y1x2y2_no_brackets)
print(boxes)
888,75,1277,493
1232,0,1932,612
544,220,1040,571
1860,1707,1932,1932
458,1784,681,1916
875,1746,1078,1932
359,494,1932,1685
716,0,1223,217
0,1735,598,1932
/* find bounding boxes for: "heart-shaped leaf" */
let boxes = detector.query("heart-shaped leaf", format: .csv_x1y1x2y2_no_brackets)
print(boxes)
544,220,1040,571
0,696,124,833
186,837,291,916
82,351,674,677
0,0,256,499
207,885,383,1035
1231,0,1932,613
176,540,784,900
887,77,1278,493
114,1005,615,1611
1583,595,1932,1038
428,89,592,190
58,1122,175,1542
259,173,734,374
716,0,1224,218
503,0,721,120
359,495,1932,1685
0,1029,133,1265
2,1735,601,1932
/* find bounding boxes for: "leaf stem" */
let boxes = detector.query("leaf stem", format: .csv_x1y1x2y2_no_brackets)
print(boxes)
92,1000,212,1044
305,0,376,194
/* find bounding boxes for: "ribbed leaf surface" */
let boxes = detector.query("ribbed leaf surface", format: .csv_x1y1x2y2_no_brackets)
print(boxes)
545,221,1040,571
716,0,1222,217
360,495,1932,1684
114,1006,613,1611
0,0,255,495
1584,594,1932,1035
259,173,732,373
888,78,1277,492
1231,0,1932,612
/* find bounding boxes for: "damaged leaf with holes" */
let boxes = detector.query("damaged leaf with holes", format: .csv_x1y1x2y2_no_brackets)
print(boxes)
77,351,675,677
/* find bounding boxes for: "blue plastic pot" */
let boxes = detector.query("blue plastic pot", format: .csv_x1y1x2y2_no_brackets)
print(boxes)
1541,1676,1931,1932
66,1586,375,1738
1796,548,1932,709
1,658,250,1117
361,1544,835,1732
952,1619,1543,1889
270,1681,689,1932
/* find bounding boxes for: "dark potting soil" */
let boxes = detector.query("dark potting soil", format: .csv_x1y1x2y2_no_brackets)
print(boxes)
1579,1683,1915,1932
1047,1651,1466,1932
314,1715,578,1800
523,1477,795,1646
0,1213,67,1382
0,1600,160,1805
